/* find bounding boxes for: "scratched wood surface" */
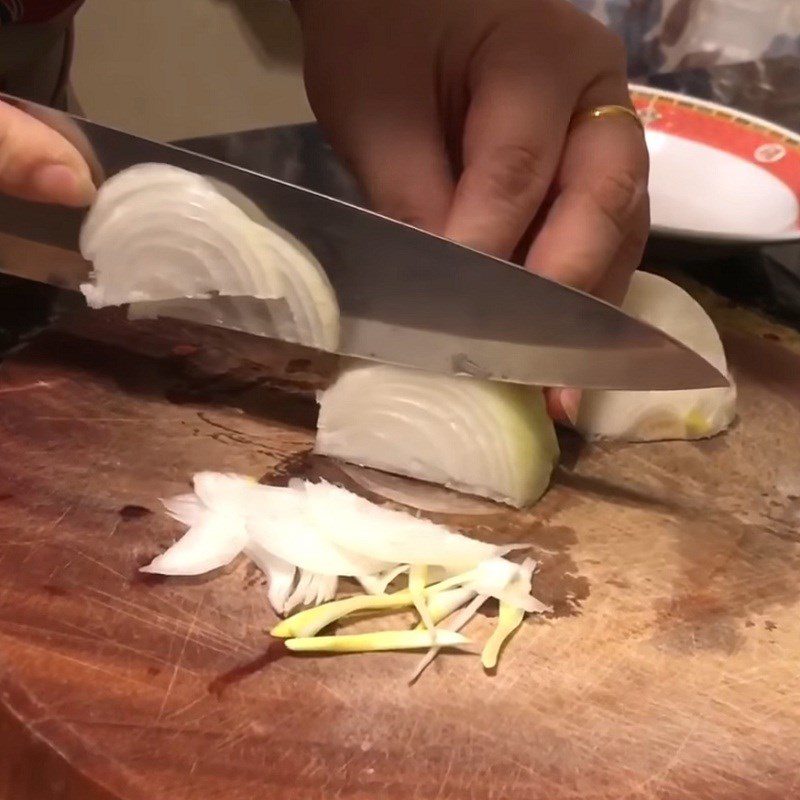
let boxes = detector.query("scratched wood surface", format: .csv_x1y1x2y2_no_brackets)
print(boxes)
0,280,799,800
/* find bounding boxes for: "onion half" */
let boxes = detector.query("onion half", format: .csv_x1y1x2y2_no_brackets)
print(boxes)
79,163,340,350
576,272,737,442
315,363,560,507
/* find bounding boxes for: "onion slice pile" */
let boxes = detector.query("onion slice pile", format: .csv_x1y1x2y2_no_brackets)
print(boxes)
315,362,560,507
142,472,549,674
576,272,737,441
79,163,340,350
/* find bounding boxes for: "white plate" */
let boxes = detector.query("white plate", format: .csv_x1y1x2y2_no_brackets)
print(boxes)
630,84,800,244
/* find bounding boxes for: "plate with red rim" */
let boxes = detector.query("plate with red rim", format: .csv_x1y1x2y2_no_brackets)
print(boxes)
629,83,800,244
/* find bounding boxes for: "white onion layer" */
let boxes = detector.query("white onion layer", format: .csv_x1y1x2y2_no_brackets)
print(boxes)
314,363,560,508
576,272,737,442
79,163,340,350
142,473,544,617
298,479,497,572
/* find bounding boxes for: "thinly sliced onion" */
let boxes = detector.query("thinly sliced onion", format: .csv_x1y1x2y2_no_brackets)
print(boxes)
193,471,257,514
140,512,247,576
143,471,548,679
470,557,546,614
271,589,415,638
423,587,479,626
313,574,338,606
285,629,472,654
315,362,559,507
161,493,204,527
299,479,499,572
481,601,526,670
245,496,390,578
576,272,737,441
184,476,388,578
272,558,545,673
143,473,512,603
358,565,409,595
244,544,297,614
409,564,435,633
165,475,391,580
284,570,333,611
409,592,486,683
79,163,340,350
424,557,546,614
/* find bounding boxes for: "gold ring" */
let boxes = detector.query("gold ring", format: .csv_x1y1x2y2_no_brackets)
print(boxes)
572,104,645,132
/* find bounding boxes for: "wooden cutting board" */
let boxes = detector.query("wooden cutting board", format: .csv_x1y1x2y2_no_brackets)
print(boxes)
1,278,799,800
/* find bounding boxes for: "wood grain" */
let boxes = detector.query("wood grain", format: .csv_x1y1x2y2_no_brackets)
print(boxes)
1,286,799,800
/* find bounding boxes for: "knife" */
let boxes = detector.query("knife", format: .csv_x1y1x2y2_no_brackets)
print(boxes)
0,93,727,391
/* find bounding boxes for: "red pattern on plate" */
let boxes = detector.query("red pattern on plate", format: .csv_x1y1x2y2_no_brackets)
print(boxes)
631,90,800,207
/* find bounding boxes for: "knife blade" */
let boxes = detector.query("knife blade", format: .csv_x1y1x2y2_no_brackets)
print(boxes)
0,93,727,391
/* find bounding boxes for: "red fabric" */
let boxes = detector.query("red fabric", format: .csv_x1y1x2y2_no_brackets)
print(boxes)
1,0,77,23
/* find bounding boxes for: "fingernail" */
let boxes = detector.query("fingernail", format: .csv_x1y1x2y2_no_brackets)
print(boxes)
30,163,96,207
561,389,582,428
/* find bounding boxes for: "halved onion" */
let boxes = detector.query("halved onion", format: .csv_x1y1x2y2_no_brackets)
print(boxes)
315,363,560,507
576,272,737,441
79,163,339,350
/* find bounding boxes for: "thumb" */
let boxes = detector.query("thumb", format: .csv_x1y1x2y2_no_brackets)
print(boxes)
0,100,96,207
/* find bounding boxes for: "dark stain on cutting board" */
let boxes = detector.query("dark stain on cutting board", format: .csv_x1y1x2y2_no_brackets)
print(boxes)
118,505,152,521
652,592,745,654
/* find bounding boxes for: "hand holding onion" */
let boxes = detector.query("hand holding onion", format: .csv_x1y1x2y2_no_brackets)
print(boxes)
294,0,649,284
293,0,650,422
